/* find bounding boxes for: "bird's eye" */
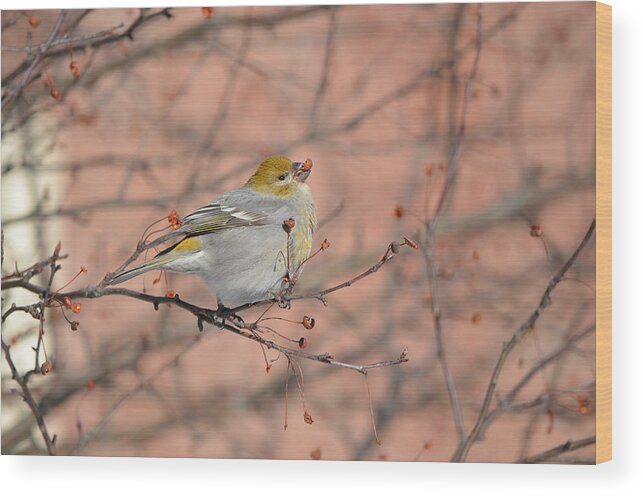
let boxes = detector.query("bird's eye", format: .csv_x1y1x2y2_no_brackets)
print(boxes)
278,174,287,181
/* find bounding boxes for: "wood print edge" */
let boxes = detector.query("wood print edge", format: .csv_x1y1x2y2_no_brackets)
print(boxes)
595,0,612,465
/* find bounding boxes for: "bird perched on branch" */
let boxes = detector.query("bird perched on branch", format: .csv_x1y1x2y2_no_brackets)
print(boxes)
111,156,316,308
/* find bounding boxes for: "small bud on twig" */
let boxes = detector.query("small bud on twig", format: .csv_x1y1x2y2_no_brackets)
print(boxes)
402,236,418,249
282,218,296,234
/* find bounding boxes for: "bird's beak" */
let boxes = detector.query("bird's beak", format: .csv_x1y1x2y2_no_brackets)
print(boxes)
293,158,313,183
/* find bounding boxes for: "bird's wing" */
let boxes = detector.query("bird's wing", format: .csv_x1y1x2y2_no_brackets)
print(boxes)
110,202,269,285
178,203,268,237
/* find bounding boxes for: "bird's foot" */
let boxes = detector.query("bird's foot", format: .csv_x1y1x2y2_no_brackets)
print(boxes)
274,293,291,309
215,303,244,327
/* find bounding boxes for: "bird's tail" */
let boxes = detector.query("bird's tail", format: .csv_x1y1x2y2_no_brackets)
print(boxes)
110,258,168,285
110,238,195,285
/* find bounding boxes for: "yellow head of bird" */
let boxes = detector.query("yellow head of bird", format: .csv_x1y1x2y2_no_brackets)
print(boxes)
245,156,313,197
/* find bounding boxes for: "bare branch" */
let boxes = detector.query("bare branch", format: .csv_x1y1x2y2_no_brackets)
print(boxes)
517,436,596,464
2,240,414,376
1,339,56,455
452,218,596,462
420,3,484,448
1,11,67,110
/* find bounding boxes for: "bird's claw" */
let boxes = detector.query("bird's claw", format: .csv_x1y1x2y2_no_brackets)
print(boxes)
215,303,244,327
276,295,291,309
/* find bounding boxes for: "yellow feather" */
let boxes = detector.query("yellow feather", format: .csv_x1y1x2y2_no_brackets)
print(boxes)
172,237,202,253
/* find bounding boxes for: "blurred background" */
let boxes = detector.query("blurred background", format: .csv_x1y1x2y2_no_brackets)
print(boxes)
1,3,596,462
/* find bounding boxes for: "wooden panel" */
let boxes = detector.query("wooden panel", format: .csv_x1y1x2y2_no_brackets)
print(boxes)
595,1,612,464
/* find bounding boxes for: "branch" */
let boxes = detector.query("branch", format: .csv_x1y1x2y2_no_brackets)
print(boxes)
230,238,416,312
517,436,596,464
3,240,414,375
1,338,56,455
1,8,173,89
1,11,67,110
451,218,596,462
477,325,595,437
420,3,484,448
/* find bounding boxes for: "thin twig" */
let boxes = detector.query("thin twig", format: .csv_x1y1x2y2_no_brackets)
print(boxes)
1,11,67,110
517,436,596,464
477,325,595,437
421,3,484,449
1,339,56,455
452,219,596,462
2,240,413,375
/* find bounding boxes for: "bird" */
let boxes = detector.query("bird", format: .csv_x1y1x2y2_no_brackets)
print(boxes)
111,156,316,308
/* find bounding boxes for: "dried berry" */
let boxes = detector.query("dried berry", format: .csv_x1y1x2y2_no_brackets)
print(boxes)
530,224,543,237
298,337,307,349
310,447,321,460
320,239,330,250
394,206,405,218
470,312,482,325
202,7,214,18
302,316,315,330
69,61,80,78
167,209,182,229
50,88,61,100
577,396,590,416
303,411,314,424
40,360,53,375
